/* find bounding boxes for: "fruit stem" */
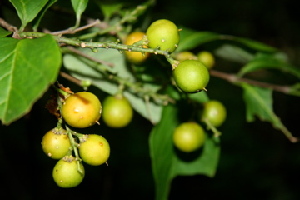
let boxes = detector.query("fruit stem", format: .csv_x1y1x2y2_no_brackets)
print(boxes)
202,118,222,138
65,126,83,174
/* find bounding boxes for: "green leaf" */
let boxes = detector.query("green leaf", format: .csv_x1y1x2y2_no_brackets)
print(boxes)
71,0,88,27
176,27,276,53
0,35,62,124
63,48,162,123
149,103,220,200
32,0,58,31
242,84,294,140
0,27,11,37
177,28,220,52
238,53,300,78
233,37,277,52
8,0,48,30
215,44,254,63
97,2,123,19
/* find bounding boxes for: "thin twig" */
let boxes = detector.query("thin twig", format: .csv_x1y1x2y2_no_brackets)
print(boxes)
66,46,114,67
0,17,17,32
210,70,291,94
60,71,82,86
45,19,102,36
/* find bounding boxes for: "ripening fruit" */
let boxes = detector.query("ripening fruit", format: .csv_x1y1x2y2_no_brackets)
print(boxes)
175,51,197,61
173,122,206,152
125,32,149,63
172,60,210,93
52,156,84,188
61,92,102,128
197,51,215,69
201,101,227,127
79,134,110,166
102,95,133,128
146,19,179,52
41,128,71,159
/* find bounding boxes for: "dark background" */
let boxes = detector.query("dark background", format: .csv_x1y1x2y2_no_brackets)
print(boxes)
1,0,300,199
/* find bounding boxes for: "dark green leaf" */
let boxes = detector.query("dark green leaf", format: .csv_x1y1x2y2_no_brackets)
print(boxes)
215,44,254,63
176,27,277,53
32,0,58,31
71,0,88,27
177,28,220,52
97,3,123,19
242,84,294,139
0,27,11,37
238,53,300,78
0,35,62,124
8,0,48,30
149,102,220,200
233,37,277,52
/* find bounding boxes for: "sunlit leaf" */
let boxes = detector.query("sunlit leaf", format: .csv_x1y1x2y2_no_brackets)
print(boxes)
8,0,48,30
71,0,89,27
32,0,58,31
0,27,11,37
0,35,62,124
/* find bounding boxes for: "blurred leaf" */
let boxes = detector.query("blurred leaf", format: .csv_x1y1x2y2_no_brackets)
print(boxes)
177,27,276,53
0,27,11,37
238,53,300,78
187,91,209,103
97,3,123,19
215,44,254,63
32,0,58,31
71,0,88,27
63,48,162,123
8,0,48,30
242,84,293,139
149,101,220,200
232,37,277,52
0,35,62,124
177,28,220,52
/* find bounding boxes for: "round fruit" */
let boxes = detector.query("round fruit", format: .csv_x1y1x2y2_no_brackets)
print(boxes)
172,60,210,93
146,19,179,52
173,122,206,152
41,128,71,159
175,51,197,61
201,101,227,127
125,32,149,63
52,156,84,188
61,92,102,128
197,51,215,68
79,134,110,166
102,95,133,128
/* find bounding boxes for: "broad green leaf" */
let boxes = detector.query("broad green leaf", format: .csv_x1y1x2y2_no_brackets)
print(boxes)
71,0,88,27
32,0,58,31
242,84,293,140
8,0,48,30
63,48,162,123
0,27,11,37
149,103,220,200
0,35,62,124
238,53,300,78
